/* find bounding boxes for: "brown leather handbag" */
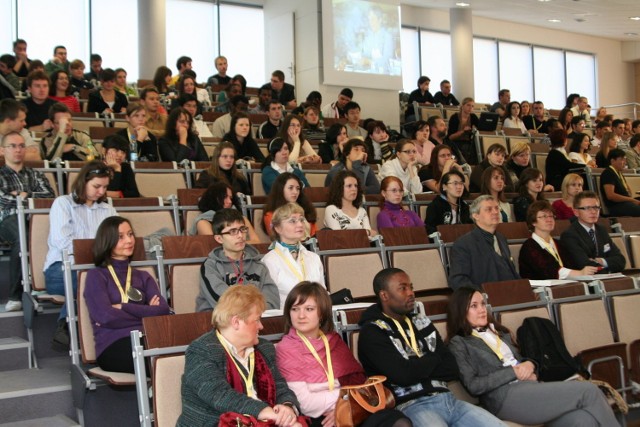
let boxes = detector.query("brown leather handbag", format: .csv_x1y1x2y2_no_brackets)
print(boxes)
334,375,396,427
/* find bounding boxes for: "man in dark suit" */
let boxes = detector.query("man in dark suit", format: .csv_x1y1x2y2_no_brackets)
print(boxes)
448,195,520,290
560,191,626,273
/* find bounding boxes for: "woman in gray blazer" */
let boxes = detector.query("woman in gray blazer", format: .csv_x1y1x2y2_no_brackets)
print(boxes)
446,287,617,426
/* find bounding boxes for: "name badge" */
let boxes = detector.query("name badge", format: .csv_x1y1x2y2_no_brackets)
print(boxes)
604,243,611,253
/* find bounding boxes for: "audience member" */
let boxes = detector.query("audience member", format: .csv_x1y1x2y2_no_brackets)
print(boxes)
180,70,211,107
158,107,208,162
595,131,617,168
503,141,532,189
223,111,264,162
21,70,56,131
571,96,592,126
425,170,472,234
12,39,30,77
480,166,513,222
88,68,128,114
502,102,527,134
625,134,640,169
519,200,598,279
101,134,139,198
257,100,283,139
378,139,422,195
364,120,392,164
376,176,422,229
321,87,353,119
447,97,479,165
211,95,249,138
116,102,159,162
344,101,366,138
169,56,192,86
560,191,626,273
567,132,595,167
262,204,325,308
0,98,40,160
545,129,585,191
214,82,242,113
206,55,231,87
49,70,80,113
152,65,174,97
318,122,348,165
433,79,459,106
325,138,379,194
612,118,628,150
490,89,510,113
262,70,296,109
85,216,170,373
171,75,202,115
44,45,70,75
565,93,580,110
301,105,325,140
0,54,20,93
410,120,434,166
419,144,467,193
197,208,279,311
558,108,573,134
45,162,117,348
278,114,321,164
594,107,608,124
41,103,96,161
276,281,411,427
178,286,300,427
358,268,503,426
591,120,611,147
405,76,434,122
428,115,467,165
263,172,317,237
0,131,55,312
551,173,584,220
447,288,617,426
140,86,167,138
469,143,513,193
566,116,586,141
261,137,309,194
290,91,322,116
512,167,546,222
522,101,548,134
448,195,520,290
69,59,94,92
177,93,212,137
84,54,103,81
196,141,250,201
189,182,261,243
600,148,640,216
324,170,376,236
519,100,531,118
114,68,137,98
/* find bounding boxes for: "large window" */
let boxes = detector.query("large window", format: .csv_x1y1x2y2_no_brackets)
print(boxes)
473,38,498,105
91,0,139,80
533,47,565,108
0,0,13,54
420,30,451,96
566,51,596,109
400,27,419,93
498,41,533,103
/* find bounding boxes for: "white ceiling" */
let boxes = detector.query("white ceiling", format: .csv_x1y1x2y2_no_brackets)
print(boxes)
402,0,640,41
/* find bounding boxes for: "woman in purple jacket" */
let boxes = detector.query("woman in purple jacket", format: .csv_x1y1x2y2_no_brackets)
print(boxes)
84,216,170,373
376,176,422,229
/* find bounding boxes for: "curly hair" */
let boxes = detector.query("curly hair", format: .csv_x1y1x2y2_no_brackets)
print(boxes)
327,170,364,209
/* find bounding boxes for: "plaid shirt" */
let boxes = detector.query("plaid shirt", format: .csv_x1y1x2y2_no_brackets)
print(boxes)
0,165,55,223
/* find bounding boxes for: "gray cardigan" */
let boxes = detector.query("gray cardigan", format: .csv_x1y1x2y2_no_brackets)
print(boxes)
448,333,532,414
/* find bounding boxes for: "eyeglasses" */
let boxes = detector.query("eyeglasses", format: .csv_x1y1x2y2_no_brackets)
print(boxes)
220,226,249,236
400,150,417,154
575,206,601,212
4,144,26,150
446,181,465,186
284,217,306,225
536,214,556,220
385,188,404,194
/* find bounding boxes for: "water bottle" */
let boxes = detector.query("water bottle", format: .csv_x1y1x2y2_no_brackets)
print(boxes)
85,140,95,161
129,134,138,162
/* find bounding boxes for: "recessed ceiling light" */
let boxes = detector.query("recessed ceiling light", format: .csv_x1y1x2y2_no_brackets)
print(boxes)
537,0,551,2
547,19,561,23
456,2,470,6
630,16,640,21
625,32,638,36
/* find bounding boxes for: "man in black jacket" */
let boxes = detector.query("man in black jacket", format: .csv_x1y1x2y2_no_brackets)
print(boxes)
358,268,504,426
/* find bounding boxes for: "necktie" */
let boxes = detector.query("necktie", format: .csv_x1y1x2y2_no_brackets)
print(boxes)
493,235,501,256
588,229,598,256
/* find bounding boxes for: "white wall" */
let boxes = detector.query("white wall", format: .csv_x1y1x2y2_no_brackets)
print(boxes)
401,5,636,108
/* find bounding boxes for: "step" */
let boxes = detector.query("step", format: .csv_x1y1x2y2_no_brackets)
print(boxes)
0,337,30,351
0,415,79,427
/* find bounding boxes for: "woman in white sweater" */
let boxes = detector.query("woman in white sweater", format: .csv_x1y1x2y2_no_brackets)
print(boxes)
377,139,422,195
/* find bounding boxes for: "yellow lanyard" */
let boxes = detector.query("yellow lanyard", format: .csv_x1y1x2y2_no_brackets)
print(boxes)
472,329,504,361
538,236,563,267
216,331,256,398
107,265,132,303
296,331,335,391
383,314,422,357
275,245,306,282
609,166,631,195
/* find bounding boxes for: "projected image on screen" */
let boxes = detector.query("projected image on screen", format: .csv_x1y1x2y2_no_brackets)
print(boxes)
332,0,401,76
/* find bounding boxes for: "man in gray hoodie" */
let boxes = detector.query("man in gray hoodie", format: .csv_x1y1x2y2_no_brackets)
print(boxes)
197,208,279,311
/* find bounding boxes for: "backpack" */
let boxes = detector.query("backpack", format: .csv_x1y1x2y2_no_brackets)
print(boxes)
516,317,589,382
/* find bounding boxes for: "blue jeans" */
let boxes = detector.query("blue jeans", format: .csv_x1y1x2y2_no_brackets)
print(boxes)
398,393,506,427
44,261,77,321
0,215,22,301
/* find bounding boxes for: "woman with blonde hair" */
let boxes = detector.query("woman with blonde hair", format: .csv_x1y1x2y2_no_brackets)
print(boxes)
447,97,479,165
177,286,305,427
596,131,617,168
261,203,325,308
504,141,532,189
551,174,584,220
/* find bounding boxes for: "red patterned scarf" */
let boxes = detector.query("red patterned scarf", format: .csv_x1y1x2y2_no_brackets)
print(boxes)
225,349,277,406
